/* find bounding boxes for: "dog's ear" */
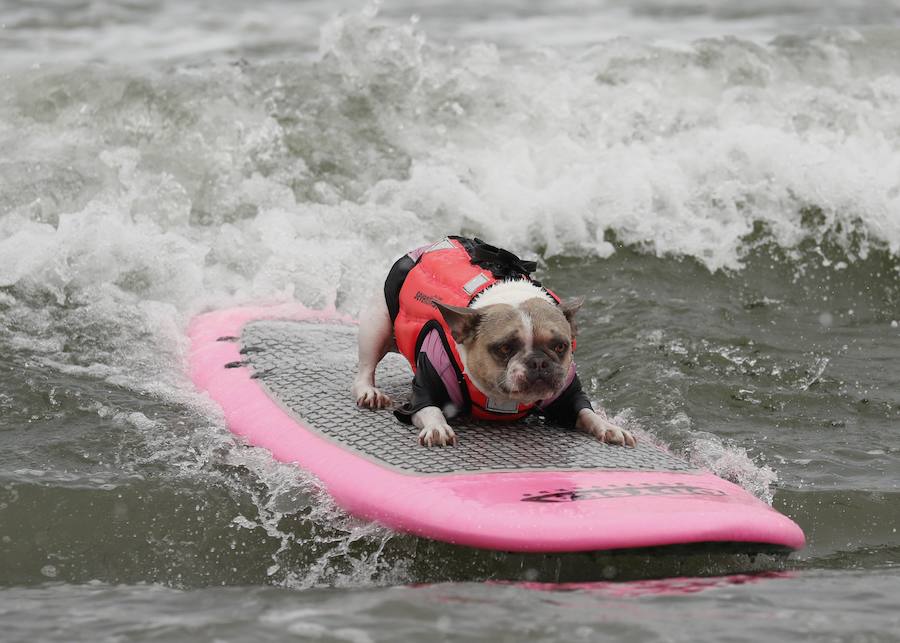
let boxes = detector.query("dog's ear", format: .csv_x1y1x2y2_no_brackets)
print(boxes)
559,296,584,337
434,302,482,344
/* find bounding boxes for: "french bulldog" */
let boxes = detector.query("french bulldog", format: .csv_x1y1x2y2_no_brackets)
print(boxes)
352,240,635,449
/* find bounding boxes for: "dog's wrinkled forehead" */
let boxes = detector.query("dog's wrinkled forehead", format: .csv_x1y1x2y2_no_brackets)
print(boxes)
519,298,572,338
477,298,572,343
475,304,524,339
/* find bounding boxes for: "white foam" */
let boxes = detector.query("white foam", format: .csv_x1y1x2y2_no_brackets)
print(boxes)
686,433,779,505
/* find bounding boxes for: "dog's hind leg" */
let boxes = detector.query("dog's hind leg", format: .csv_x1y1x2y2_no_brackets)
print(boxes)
352,292,394,409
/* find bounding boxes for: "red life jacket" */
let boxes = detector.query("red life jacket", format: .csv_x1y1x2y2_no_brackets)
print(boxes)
393,237,564,421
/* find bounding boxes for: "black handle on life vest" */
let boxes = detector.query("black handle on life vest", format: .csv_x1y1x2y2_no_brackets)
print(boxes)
467,238,537,279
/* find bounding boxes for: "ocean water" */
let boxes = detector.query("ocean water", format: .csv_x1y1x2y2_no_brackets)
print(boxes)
2,0,900,640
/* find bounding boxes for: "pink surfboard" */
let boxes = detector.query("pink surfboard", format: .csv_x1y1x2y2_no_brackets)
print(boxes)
188,305,805,554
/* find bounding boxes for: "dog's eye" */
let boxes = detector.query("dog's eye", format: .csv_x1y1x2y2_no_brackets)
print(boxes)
491,339,521,360
554,342,568,355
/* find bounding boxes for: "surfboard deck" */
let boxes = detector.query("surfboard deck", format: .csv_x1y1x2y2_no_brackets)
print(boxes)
188,305,805,553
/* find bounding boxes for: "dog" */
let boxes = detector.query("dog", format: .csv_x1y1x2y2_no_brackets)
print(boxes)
351,237,635,448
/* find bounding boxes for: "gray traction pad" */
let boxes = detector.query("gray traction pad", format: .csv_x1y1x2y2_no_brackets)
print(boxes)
239,320,697,476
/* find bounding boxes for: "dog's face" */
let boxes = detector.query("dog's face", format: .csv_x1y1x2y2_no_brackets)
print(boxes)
436,297,582,404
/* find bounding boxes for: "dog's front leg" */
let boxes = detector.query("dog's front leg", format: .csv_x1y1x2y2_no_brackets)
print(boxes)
352,292,393,409
576,408,636,447
411,406,457,447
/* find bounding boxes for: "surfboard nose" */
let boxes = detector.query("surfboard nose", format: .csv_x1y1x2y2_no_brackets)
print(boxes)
396,470,806,553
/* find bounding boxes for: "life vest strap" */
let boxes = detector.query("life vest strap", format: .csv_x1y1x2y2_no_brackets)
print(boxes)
452,236,537,280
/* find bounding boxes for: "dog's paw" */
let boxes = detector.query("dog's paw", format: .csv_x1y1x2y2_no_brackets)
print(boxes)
352,383,391,409
418,423,457,447
582,415,636,447
596,424,636,447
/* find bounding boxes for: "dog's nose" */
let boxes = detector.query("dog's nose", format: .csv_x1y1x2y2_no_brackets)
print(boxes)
526,354,550,374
